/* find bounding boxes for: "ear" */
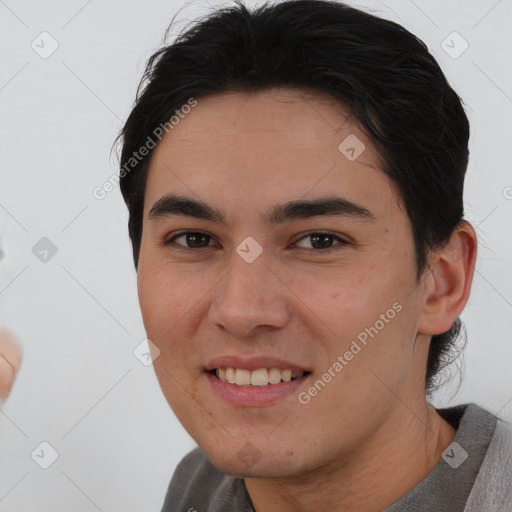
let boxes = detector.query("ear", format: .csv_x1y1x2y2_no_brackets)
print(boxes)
417,221,477,335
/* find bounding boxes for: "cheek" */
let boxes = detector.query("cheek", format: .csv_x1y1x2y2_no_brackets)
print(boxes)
290,264,413,359
137,261,212,358
290,267,387,322
138,266,182,337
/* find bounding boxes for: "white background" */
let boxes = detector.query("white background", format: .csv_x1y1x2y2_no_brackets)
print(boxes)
0,0,511,510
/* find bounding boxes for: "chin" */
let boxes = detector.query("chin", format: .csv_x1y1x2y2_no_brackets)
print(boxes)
200,440,306,479
208,453,291,479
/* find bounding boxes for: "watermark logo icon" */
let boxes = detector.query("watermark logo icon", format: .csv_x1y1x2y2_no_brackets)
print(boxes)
237,441,262,468
441,31,469,59
31,32,59,59
338,134,365,161
442,441,468,468
32,237,58,263
236,236,263,263
133,338,161,366
31,441,59,469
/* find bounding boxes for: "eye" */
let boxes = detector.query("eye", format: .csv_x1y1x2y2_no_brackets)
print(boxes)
291,231,349,252
162,230,349,253
163,231,215,250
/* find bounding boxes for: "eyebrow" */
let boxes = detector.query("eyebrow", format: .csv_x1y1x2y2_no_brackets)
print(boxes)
148,193,376,225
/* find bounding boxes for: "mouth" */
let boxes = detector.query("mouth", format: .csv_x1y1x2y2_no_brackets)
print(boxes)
204,355,312,405
208,367,311,387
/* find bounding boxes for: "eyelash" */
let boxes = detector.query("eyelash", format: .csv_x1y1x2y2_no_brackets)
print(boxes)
162,230,349,254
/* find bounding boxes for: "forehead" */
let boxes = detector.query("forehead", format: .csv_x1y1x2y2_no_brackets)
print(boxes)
144,87,401,221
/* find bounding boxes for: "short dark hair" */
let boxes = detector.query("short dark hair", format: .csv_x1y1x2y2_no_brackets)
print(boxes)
116,0,470,395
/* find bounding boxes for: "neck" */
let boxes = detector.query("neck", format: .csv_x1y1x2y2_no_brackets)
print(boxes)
244,401,456,512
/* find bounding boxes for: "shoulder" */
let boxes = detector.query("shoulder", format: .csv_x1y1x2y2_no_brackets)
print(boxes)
160,446,249,512
464,407,512,511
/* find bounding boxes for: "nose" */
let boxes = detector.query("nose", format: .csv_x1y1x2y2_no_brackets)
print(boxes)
208,255,291,338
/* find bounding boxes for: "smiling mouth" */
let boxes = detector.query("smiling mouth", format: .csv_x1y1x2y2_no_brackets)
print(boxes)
209,368,311,387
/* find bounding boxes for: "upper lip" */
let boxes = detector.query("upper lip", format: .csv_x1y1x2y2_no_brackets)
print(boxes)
205,355,310,373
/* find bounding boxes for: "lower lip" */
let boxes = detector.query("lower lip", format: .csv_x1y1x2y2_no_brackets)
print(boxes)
205,371,310,406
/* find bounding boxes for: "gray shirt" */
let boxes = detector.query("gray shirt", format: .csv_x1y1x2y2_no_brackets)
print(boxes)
161,403,497,511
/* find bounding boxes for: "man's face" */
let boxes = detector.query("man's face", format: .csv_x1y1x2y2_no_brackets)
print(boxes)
137,88,427,478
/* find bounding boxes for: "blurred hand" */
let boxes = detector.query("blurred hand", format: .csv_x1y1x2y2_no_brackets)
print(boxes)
0,328,22,402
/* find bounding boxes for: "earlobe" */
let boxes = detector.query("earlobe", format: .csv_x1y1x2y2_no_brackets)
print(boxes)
417,221,477,336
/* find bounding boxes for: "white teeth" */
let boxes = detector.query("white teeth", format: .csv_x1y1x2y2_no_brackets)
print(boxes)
235,369,251,386
281,369,292,382
250,368,268,386
215,367,305,386
226,367,236,384
268,368,282,384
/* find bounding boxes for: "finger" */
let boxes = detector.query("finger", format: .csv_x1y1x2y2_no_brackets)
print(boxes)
0,354,16,400
0,328,22,374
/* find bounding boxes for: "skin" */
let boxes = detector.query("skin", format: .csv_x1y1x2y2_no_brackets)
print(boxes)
0,328,22,402
137,87,477,511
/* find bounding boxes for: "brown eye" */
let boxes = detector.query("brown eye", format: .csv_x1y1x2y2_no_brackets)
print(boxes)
165,231,214,249
292,231,349,252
